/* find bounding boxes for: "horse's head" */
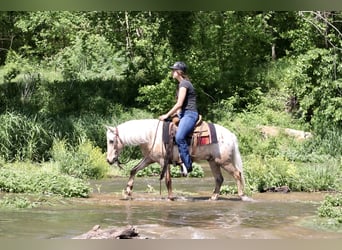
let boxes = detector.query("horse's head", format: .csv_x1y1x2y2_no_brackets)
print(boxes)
106,126,124,166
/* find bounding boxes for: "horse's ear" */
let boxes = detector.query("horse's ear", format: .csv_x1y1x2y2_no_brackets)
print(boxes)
104,125,112,131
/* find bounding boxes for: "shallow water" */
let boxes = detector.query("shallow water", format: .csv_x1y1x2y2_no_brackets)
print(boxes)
0,176,341,239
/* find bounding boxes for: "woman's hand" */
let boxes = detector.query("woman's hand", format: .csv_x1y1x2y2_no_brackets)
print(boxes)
159,114,168,121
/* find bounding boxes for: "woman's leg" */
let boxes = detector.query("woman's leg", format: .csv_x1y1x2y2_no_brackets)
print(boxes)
175,111,198,172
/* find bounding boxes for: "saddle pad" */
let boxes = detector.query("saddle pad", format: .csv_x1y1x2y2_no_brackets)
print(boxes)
162,121,171,144
208,123,218,144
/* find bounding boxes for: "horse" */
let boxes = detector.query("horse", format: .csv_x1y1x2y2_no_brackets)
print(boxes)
106,119,251,201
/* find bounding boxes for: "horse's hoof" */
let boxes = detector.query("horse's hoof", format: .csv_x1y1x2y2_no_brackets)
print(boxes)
167,196,176,201
209,194,219,201
122,189,133,200
240,195,254,202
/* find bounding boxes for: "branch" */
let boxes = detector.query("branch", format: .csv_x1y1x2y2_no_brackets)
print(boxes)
299,11,342,52
0,35,15,51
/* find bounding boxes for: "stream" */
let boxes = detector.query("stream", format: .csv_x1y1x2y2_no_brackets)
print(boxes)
0,176,341,239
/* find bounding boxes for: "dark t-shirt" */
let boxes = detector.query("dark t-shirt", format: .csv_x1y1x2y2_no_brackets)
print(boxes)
177,79,197,112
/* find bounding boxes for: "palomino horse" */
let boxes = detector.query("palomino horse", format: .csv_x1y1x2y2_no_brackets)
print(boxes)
106,119,250,201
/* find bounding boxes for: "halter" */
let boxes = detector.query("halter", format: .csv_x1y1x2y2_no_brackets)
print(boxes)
109,127,126,168
114,127,123,146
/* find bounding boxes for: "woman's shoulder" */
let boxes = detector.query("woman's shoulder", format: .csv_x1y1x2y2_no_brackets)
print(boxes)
179,79,193,88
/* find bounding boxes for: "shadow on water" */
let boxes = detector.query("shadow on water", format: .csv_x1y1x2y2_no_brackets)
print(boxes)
0,176,341,239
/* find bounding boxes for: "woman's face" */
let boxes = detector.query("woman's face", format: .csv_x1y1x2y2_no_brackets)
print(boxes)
171,69,179,79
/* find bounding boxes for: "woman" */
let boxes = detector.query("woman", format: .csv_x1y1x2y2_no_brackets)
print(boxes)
159,61,199,177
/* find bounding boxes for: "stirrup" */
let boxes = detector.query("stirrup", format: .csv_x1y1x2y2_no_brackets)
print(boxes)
172,160,183,166
180,163,188,177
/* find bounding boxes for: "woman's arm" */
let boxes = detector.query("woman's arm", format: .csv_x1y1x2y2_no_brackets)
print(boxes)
159,87,187,120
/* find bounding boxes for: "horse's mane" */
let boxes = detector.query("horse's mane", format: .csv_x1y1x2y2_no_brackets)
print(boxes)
117,119,160,145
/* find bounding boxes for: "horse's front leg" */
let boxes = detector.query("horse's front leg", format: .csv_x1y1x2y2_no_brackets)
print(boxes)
124,157,153,199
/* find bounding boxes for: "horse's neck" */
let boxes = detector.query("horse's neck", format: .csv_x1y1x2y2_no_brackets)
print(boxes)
118,119,159,146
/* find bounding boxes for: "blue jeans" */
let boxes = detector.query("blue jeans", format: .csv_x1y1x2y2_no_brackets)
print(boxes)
175,110,199,170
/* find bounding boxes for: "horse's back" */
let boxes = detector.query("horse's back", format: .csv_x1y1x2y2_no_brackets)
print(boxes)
212,123,238,143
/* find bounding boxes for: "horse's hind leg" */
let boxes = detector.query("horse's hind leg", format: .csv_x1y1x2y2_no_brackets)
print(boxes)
208,160,224,201
125,157,153,199
221,163,245,199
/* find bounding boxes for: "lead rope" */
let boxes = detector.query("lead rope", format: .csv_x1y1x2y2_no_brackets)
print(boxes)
160,122,175,195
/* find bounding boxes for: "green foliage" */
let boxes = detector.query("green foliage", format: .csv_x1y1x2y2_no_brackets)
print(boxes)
222,98,303,158
51,139,109,180
0,163,90,197
244,155,341,192
244,155,295,192
189,11,272,112
220,185,238,195
55,34,127,81
318,194,342,224
170,163,204,178
136,162,161,177
0,112,52,161
279,49,342,132
15,11,85,58
0,195,35,209
137,77,176,114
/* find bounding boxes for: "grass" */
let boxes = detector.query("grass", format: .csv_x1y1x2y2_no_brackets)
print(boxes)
0,161,91,198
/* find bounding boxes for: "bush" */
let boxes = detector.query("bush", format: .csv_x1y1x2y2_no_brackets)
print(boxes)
244,154,341,192
220,185,238,195
318,194,342,224
293,160,342,192
170,163,204,178
0,112,53,162
51,139,109,180
244,155,294,192
0,163,90,197
0,195,35,209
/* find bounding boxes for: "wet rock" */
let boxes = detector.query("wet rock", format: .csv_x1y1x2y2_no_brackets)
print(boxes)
262,186,291,193
73,225,147,239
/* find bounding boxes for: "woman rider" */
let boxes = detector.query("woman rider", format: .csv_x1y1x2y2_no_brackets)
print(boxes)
159,61,199,177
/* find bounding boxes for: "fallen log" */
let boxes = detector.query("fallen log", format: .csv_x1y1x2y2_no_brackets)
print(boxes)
73,225,146,239
257,125,313,140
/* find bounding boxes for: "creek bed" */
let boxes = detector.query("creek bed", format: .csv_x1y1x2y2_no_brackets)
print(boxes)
0,177,341,239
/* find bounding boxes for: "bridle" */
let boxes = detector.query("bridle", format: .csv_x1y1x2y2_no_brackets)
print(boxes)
108,127,126,169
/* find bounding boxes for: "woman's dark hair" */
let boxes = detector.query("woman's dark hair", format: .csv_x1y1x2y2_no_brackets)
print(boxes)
176,70,190,81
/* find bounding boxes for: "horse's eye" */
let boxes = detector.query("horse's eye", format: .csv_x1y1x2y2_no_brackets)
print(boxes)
109,140,114,144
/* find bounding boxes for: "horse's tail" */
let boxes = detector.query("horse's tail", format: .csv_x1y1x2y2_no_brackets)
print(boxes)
232,135,245,187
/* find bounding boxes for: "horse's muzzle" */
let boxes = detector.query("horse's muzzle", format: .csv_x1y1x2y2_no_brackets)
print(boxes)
107,157,117,165
107,157,123,170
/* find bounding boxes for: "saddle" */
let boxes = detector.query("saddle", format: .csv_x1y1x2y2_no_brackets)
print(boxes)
160,116,217,180
162,115,218,156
